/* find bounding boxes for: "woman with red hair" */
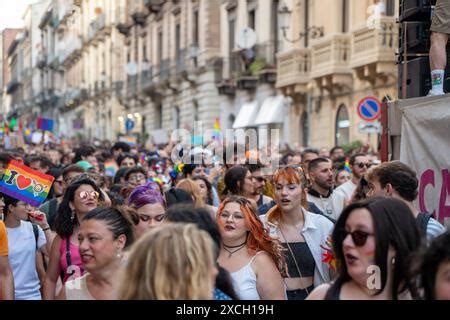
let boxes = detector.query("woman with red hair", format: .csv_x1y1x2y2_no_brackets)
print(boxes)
216,196,286,300
260,166,334,300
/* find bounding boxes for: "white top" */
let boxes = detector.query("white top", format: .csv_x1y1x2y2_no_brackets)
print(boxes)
7,221,46,300
65,273,95,300
230,252,264,300
307,192,345,221
260,209,334,288
335,180,357,202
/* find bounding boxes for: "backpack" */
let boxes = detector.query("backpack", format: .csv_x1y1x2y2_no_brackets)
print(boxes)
416,213,432,237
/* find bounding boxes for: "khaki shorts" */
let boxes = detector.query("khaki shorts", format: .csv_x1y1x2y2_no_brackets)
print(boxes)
431,0,450,34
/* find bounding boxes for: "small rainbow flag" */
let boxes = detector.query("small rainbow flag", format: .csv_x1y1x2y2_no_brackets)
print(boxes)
104,161,118,177
0,160,55,207
344,159,351,173
212,118,222,141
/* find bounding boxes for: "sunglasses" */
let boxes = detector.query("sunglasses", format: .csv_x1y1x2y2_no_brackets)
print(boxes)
79,191,100,200
355,162,372,169
343,230,373,247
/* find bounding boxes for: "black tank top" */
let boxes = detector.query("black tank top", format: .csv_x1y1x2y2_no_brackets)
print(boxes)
281,242,316,278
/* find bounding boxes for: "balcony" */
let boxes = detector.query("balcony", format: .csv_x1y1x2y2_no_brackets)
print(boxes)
117,23,132,36
87,13,108,44
60,37,83,66
351,17,397,82
6,79,21,94
310,34,352,91
276,48,311,93
144,0,165,13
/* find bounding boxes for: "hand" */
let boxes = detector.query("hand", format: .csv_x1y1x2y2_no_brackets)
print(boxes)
28,210,49,228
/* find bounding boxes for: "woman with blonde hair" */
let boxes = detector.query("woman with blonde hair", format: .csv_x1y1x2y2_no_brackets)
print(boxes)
217,196,286,300
260,166,334,300
176,179,217,217
119,223,218,300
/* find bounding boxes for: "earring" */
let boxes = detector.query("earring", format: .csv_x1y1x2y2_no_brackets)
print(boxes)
116,249,122,259
391,257,396,265
70,209,75,222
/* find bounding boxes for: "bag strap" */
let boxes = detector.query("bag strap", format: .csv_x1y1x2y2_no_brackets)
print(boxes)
416,213,432,236
32,223,39,251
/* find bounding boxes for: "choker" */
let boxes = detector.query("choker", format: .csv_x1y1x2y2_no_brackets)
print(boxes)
223,241,247,257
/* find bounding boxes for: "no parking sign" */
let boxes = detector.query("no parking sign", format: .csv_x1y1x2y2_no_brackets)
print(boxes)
357,96,382,122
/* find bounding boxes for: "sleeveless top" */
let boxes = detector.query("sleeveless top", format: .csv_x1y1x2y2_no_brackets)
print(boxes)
230,252,264,300
65,273,95,300
59,237,85,284
281,242,316,278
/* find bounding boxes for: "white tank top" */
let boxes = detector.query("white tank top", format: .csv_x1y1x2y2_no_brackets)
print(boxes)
65,273,95,300
230,252,264,300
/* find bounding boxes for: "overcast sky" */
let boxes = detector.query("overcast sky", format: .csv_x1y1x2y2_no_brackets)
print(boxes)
0,0,39,31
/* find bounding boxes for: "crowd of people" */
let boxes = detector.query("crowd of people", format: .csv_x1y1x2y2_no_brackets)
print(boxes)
0,138,448,301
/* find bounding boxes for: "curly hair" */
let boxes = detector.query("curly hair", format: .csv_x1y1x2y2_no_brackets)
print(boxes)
217,196,286,277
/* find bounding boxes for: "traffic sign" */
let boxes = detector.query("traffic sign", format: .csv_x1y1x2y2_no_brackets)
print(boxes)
357,96,382,122
358,121,381,134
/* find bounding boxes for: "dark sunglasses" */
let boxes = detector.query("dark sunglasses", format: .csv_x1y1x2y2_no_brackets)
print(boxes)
355,162,371,169
343,230,373,247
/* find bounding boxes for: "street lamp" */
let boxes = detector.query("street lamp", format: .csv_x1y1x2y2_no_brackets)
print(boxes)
278,3,324,43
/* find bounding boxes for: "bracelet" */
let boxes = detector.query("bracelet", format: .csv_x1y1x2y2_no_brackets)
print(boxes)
42,226,51,231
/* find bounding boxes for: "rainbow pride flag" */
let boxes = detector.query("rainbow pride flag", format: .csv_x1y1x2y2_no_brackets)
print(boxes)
0,160,55,207
344,159,351,173
212,118,222,141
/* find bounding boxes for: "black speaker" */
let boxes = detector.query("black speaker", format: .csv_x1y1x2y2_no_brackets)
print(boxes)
398,21,431,55
399,0,436,22
398,56,450,98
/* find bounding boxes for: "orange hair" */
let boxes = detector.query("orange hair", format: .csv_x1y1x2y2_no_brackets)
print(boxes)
217,196,286,276
267,166,308,225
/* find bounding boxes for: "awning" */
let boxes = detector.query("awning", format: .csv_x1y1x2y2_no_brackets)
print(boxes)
255,95,285,126
232,101,259,129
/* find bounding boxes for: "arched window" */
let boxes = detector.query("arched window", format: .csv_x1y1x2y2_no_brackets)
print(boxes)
335,104,350,146
301,111,309,147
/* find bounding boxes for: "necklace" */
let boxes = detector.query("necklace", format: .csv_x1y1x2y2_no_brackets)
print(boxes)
223,241,247,258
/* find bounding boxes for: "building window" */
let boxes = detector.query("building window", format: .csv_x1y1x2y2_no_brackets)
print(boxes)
157,30,163,64
143,43,147,62
193,10,199,46
193,102,199,122
335,104,350,146
173,106,180,129
272,0,279,62
175,23,181,62
228,114,235,129
342,0,349,33
301,111,309,147
248,9,256,30
386,0,395,16
155,104,162,129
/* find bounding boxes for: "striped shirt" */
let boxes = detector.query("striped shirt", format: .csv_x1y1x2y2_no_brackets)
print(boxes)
426,218,447,242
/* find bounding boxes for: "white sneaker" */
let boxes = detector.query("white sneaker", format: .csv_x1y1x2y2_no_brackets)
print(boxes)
427,89,445,97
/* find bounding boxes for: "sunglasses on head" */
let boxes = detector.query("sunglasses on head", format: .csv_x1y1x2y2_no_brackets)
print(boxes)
355,162,372,169
343,230,373,247
79,191,100,200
